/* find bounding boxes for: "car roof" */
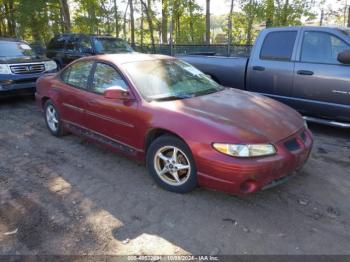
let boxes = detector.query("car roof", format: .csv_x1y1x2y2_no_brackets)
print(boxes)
57,33,122,39
89,53,174,66
0,37,24,43
264,26,349,31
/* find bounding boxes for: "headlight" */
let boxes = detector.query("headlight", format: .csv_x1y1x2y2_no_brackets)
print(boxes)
44,60,57,71
0,64,11,74
213,143,276,157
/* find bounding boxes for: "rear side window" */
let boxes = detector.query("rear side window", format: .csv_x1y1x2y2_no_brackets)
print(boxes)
61,61,94,89
260,31,297,61
48,36,66,50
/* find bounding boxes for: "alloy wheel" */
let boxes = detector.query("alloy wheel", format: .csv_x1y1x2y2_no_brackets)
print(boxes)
46,104,59,132
154,145,191,186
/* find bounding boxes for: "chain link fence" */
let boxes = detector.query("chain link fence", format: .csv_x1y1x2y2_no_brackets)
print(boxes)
133,44,252,57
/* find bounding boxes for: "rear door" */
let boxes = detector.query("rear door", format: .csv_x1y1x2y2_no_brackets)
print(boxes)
58,60,94,128
293,29,350,122
247,29,299,106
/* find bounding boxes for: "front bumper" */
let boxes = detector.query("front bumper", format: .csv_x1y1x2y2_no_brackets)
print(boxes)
196,128,313,195
0,70,56,96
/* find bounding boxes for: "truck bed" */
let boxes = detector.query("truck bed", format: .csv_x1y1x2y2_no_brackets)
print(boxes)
177,55,248,89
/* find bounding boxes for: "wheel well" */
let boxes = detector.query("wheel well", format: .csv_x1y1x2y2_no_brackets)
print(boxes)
145,128,183,152
41,96,50,109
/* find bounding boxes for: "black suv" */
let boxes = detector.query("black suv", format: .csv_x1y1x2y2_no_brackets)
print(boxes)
46,34,134,69
0,38,57,97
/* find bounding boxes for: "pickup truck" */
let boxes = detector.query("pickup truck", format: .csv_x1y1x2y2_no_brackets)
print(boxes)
179,26,350,128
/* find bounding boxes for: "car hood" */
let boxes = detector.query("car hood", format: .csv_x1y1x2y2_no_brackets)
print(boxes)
168,88,304,143
0,55,50,64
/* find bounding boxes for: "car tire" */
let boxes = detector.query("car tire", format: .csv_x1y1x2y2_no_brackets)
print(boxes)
146,135,197,193
55,60,62,71
44,100,65,137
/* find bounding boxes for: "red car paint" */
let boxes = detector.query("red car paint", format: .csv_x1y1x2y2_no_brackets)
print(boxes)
35,54,313,195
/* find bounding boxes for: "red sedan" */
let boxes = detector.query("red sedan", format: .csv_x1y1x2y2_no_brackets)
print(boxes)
35,54,313,195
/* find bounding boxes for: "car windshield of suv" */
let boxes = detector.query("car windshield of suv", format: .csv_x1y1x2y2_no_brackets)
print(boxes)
124,59,224,101
338,29,350,39
94,38,133,54
0,41,35,57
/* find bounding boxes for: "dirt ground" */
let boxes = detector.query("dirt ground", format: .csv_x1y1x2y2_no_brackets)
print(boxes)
0,96,349,255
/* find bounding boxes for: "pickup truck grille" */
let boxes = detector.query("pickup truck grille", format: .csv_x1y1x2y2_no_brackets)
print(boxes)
10,63,45,74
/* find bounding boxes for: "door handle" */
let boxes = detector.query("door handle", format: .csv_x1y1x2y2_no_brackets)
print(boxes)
252,66,265,71
297,70,314,76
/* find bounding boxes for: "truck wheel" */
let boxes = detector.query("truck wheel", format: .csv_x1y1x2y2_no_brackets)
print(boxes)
147,135,197,193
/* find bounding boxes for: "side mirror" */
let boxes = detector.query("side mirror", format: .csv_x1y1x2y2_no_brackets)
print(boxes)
103,86,133,100
337,50,350,64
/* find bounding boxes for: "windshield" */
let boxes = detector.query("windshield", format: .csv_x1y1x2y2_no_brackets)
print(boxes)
124,59,224,101
338,29,350,38
0,41,35,57
94,38,133,54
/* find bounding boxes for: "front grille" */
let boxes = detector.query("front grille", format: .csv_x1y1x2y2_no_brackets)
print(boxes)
284,138,300,151
10,63,45,74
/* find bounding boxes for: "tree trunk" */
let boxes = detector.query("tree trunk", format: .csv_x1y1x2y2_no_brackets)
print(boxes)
161,0,168,44
140,2,144,48
246,0,254,45
281,0,289,26
347,6,350,27
129,0,135,47
320,9,324,26
189,0,194,43
123,2,129,40
205,0,210,44
113,0,120,37
58,0,71,32
265,0,274,27
141,0,156,53
227,0,234,56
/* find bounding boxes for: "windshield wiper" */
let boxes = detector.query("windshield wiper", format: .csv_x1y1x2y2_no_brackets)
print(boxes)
151,94,194,102
189,88,220,97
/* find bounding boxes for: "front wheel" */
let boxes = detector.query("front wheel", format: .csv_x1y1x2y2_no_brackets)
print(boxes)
147,135,197,193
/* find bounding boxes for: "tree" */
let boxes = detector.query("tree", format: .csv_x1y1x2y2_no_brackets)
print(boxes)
227,0,234,54
113,0,120,37
205,0,210,44
140,0,156,53
129,0,135,47
265,0,274,27
58,0,71,32
161,0,168,43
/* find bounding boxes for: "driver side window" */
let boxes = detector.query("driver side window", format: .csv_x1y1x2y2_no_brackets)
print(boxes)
92,63,128,94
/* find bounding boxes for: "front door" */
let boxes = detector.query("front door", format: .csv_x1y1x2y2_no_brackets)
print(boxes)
84,62,140,153
293,30,350,122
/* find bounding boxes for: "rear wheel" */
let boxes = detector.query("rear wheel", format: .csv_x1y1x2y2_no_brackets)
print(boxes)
147,135,197,193
44,100,65,137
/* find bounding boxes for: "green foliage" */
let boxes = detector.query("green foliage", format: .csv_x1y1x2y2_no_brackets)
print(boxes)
0,0,324,47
